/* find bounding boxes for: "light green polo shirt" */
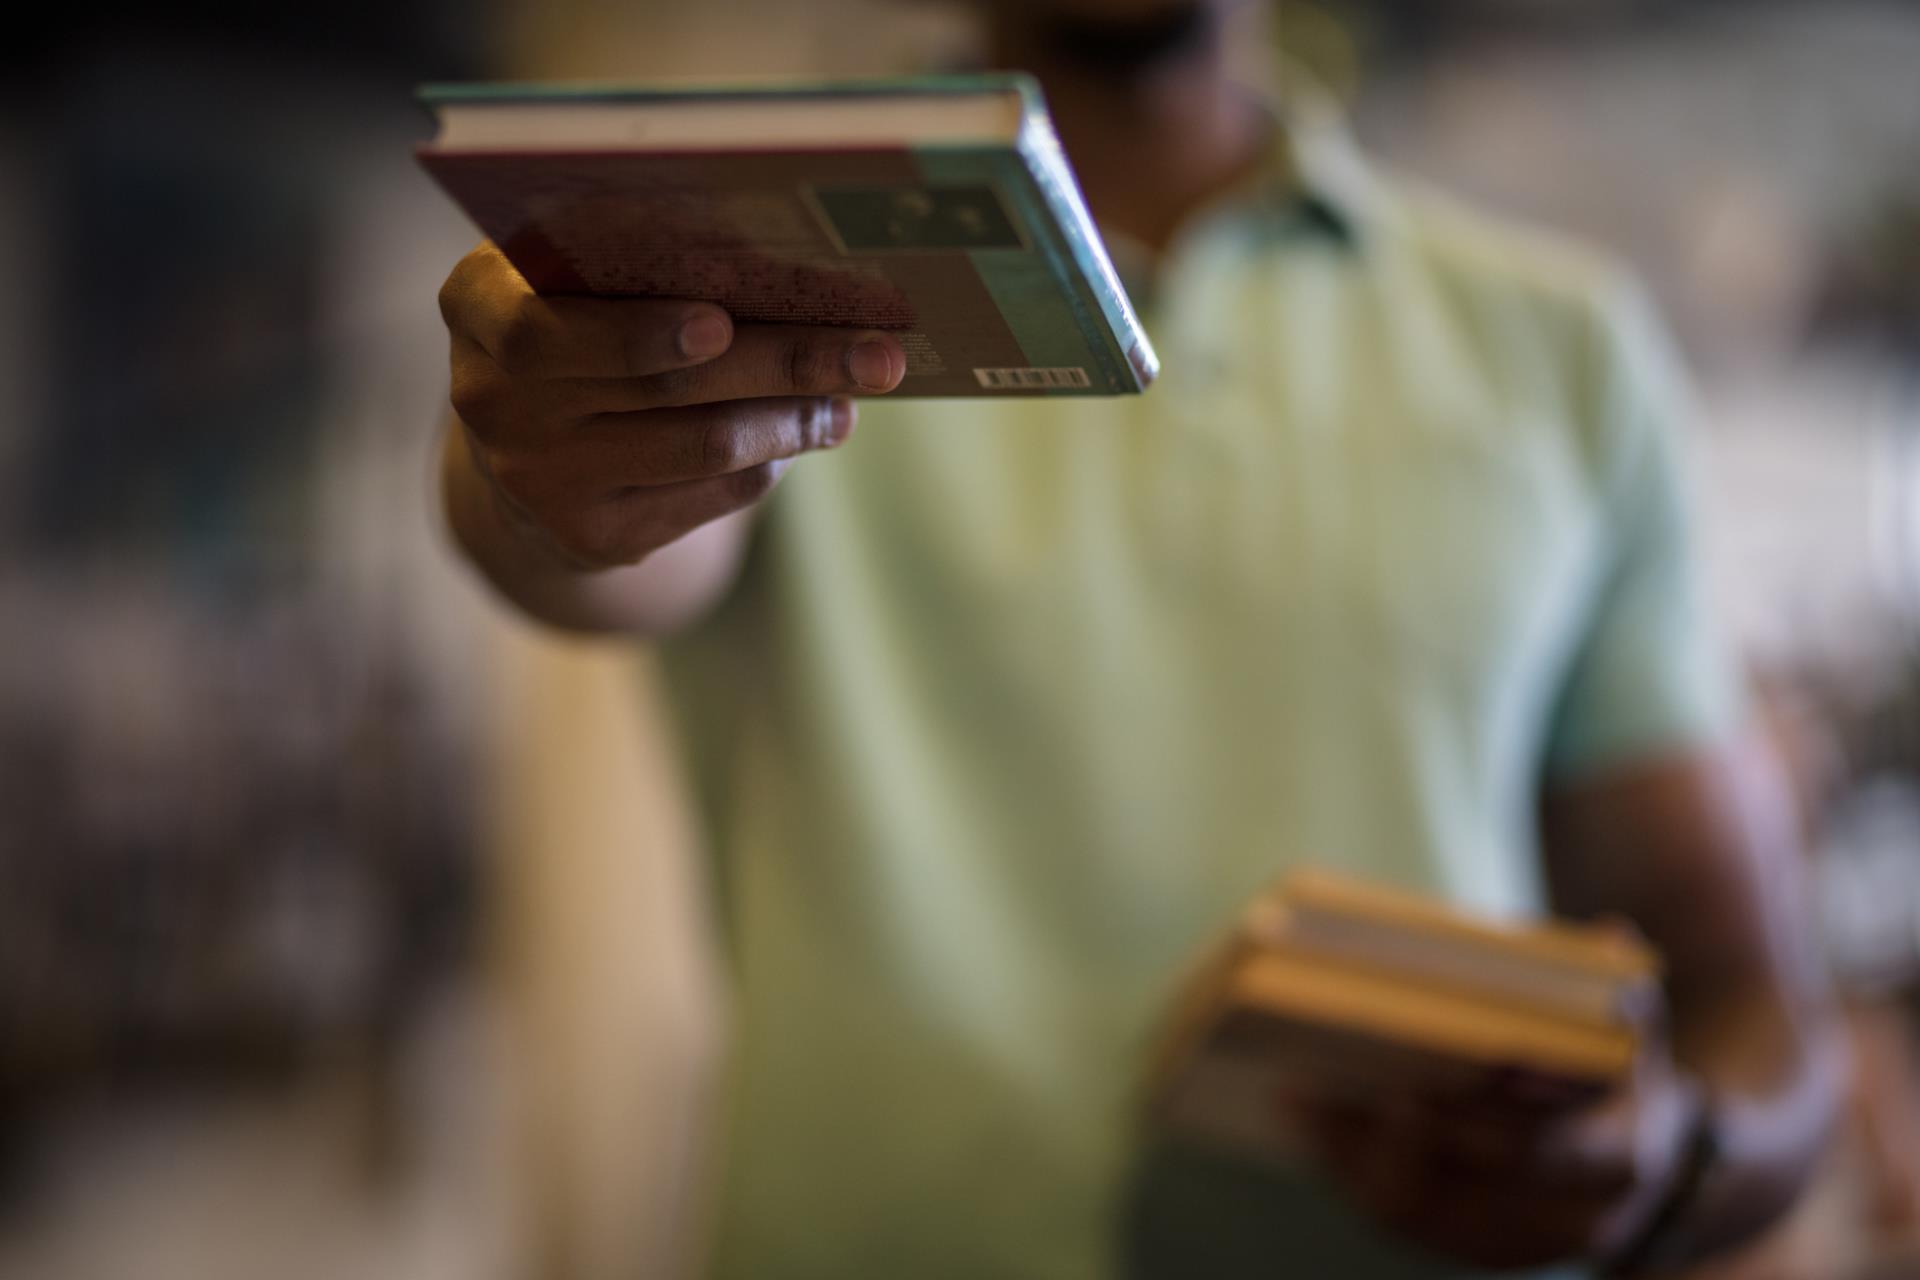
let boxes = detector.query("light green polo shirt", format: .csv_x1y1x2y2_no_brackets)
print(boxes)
657,104,1735,1280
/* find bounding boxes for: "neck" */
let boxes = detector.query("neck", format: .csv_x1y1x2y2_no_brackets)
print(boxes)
987,4,1271,252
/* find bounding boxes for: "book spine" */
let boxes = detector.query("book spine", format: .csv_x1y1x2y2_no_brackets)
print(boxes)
1281,867,1659,979
418,72,1040,109
1014,113,1160,391
1278,912,1635,1026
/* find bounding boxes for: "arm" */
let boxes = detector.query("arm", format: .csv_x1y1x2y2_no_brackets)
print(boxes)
435,242,905,637
1287,278,1840,1272
1540,741,1845,1270
1532,274,1843,1265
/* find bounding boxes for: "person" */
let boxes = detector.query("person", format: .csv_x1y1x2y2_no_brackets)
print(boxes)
433,1,1843,1275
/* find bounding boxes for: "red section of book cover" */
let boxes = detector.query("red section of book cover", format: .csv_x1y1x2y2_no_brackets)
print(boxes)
420,150,926,326
418,147,1074,394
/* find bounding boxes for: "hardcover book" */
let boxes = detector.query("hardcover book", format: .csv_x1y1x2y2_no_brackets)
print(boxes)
415,75,1158,397
1148,869,1661,1160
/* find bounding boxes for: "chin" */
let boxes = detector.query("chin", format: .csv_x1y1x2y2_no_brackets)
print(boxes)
1046,0,1208,17
983,0,1226,22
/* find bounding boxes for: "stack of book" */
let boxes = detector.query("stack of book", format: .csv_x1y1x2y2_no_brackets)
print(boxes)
1149,869,1660,1156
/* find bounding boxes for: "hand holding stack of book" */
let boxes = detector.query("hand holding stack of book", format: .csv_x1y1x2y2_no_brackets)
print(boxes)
1149,869,1662,1160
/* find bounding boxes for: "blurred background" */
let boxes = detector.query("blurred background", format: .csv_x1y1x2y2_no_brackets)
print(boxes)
3,1,1918,1277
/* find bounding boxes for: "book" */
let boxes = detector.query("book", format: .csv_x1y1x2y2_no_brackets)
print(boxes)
1147,868,1661,1160
414,75,1158,397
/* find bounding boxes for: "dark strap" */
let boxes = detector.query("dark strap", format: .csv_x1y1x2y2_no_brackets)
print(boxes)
1600,1085,1721,1277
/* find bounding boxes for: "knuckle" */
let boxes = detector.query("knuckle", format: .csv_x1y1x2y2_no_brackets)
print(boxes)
699,417,753,475
618,324,650,380
1604,1152,1647,1197
540,378,594,421
617,310,679,379
439,251,480,311
1593,1152,1638,1194
448,357,518,439
447,377,490,429
457,242,497,276
1379,1193,1436,1239
481,451,550,507
548,508,626,568
726,461,782,505
436,273,464,330
780,335,841,393
441,245,506,332
639,363,697,407
799,397,834,451
495,303,552,375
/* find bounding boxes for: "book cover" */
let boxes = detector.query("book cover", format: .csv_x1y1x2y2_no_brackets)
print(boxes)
415,76,1158,397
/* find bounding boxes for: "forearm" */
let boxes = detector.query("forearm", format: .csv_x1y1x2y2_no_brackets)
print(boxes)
1644,740,1844,1267
1660,975,1844,1268
1542,739,1844,1270
441,419,751,636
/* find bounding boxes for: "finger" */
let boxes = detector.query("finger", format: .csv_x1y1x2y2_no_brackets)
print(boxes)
501,398,856,502
1480,1065,1608,1112
1310,1100,1437,1218
1283,1093,1378,1161
592,395,857,487
1377,1186,1610,1272
1522,1104,1644,1196
1423,1139,1638,1204
1326,1117,1622,1268
540,461,793,570
561,323,907,412
1412,1110,1543,1174
1303,1097,1638,1270
1425,1091,1642,1198
442,244,736,379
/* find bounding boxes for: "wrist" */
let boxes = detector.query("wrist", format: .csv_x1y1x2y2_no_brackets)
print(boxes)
1601,1078,1721,1277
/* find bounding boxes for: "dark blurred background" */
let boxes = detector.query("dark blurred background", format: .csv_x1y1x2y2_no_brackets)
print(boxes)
2,2,1918,1277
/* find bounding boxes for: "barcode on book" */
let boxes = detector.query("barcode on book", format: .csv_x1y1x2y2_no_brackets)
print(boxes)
973,366,1091,390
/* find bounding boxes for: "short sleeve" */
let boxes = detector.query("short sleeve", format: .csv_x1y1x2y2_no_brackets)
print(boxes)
1543,280,1743,779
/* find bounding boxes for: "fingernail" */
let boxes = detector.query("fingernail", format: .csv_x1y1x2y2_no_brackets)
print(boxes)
678,313,731,359
847,340,900,391
826,397,856,446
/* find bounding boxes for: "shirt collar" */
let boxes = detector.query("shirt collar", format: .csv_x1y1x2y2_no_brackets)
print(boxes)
1248,63,1389,247
1098,75,1384,302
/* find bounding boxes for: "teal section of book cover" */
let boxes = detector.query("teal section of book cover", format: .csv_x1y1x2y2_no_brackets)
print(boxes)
906,147,1115,391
